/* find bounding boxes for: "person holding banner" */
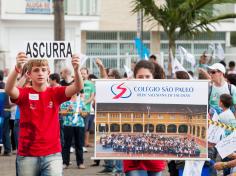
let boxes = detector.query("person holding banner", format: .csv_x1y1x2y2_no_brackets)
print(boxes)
214,152,236,174
123,60,166,176
5,52,83,176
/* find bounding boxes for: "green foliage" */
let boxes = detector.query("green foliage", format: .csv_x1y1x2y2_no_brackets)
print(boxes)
132,0,236,40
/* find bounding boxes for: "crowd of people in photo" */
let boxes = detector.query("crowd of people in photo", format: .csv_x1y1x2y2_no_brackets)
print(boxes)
100,134,201,157
0,51,236,176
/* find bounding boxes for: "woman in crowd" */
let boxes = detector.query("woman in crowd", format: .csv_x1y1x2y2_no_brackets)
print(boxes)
123,60,166,176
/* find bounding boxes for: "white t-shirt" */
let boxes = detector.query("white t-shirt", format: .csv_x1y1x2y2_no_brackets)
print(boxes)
209,82,236,109
219,109,235,125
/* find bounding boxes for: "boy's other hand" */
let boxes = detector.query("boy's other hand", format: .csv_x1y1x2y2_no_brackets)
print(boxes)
16,52,28,71
71,54,80,71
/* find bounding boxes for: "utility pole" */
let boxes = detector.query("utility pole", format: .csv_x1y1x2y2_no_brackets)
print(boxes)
54,0,65,73
147,106,150,134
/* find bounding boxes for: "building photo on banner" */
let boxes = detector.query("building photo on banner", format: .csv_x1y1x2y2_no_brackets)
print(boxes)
94,80,209,160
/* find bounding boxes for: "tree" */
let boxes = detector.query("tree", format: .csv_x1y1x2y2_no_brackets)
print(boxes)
132,0,236,76
54,0,65,73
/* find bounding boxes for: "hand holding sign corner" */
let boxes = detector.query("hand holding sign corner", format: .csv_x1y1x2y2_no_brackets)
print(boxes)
71,54,80,71
16,52,28,72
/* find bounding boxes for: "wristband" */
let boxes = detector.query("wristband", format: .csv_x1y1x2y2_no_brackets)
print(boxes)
15,66,20,74
221,162,228,169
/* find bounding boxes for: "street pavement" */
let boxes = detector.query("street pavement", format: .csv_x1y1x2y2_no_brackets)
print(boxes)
0,147,170,176
0,134,223,176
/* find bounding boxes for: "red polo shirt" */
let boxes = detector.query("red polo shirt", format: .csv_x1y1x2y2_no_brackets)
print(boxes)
123,160,166,173
12,86,70,156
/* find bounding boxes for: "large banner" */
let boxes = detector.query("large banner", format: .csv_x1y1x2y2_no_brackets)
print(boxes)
94,80,209,160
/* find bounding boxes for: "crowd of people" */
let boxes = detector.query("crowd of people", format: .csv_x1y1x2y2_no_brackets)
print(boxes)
0,52,235,176
100,134,200,157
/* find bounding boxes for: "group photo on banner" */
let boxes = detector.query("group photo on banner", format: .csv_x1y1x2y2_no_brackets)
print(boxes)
94,80,209,160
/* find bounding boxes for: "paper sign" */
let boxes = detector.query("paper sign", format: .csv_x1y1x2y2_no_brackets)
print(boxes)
215,131,236,159
183,160,205,176
208,124,225,143
25,41,73,59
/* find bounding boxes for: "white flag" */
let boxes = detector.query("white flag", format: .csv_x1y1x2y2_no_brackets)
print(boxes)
183,160,205,176
80,54,88,66
124,65,133,78
178,46,196,67
172,58,193,79
215,43,224,60
208,43,216,59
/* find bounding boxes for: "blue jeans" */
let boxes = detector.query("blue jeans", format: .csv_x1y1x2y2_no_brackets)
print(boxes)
114,160,123,173
126,170,162,176
14,119,20,148
2,111,11,153
0,116,3,144
104,160,113,171
16,153,62,176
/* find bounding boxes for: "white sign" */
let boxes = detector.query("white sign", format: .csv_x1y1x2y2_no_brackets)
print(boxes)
208,124,225,144
215,131,236,159
25,41,73,59
25,0,52,14
183,160,205,176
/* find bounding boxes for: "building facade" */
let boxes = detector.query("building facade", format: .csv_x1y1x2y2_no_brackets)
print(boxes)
0,0,236,73
0,0,100,72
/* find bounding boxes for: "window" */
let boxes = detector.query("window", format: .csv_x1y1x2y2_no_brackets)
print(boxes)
110,113,119,118
133,113,142,118
98,124,108,132
167,124,177,133
145,124,154,133
122,113,130,118
178,125,188,133
133,124,143,132
197,126,200,137
156,124,165,133
122,124,131,132
201,127,206,139
110,124,120,132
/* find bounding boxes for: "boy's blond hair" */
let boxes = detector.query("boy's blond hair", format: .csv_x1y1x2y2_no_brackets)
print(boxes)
27,59,49,72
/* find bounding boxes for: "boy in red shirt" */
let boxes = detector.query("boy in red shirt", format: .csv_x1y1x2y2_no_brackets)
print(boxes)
5,52,83,176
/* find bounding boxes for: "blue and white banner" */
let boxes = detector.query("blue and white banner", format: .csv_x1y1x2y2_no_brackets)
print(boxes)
96,80,208,105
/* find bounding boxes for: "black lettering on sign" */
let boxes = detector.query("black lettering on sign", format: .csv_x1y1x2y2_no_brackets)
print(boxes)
60,43,66,57
26,42,32,57
46,43,51,58
26,42,73,58
53,43,59,58
39,43,45,58
32,43,38,58
67,43,72,57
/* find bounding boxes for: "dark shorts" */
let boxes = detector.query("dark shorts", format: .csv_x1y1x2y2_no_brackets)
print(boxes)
85,114,94,132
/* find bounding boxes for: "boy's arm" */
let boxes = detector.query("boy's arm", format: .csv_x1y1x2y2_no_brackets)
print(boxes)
65,54,84,97
5,52,28,99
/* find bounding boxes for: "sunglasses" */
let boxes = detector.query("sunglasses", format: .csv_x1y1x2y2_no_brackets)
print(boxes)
209,70,219,74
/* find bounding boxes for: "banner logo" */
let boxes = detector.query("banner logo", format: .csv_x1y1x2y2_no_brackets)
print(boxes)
111,83,132,99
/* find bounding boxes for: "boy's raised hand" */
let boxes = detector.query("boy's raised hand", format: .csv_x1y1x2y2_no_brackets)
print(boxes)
16,52,28,71
96,58,104,67
71,54,80,71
